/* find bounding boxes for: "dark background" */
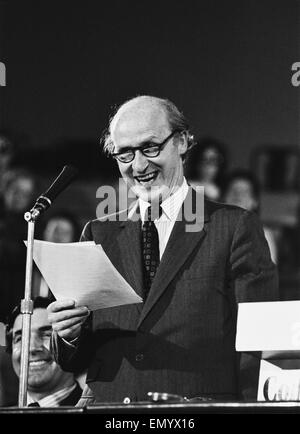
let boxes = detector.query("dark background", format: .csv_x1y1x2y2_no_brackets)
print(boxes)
0,0,299,179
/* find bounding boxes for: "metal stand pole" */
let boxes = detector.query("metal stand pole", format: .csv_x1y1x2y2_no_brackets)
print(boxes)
18,216,35,407
17,167,77,406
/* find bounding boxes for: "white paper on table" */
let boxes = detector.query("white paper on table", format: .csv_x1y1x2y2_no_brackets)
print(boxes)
26,240,143,311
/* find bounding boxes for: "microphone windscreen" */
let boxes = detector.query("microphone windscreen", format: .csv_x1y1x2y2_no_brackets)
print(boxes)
43,165,78,202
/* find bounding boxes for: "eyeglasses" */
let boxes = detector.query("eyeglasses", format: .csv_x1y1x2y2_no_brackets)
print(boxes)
111,129,182,163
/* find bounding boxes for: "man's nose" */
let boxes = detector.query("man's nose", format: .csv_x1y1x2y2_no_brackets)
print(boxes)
132,150,149,173
29,334,43,353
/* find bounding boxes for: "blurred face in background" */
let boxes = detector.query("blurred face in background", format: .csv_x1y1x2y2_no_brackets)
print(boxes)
12,308,71,394
4,175,35,213
224,178,258,212
43,217,76,243
197,147,222,183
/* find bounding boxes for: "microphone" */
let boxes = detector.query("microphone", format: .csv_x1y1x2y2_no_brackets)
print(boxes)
24,165,78,222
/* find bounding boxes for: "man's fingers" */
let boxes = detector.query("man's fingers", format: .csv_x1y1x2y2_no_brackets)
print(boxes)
47,299,90,341
47,306,90,324
48,300,76,312
52,316,88,333
58,324,83,340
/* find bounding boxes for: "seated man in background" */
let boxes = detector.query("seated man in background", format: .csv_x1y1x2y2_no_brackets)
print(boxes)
6,297,82,407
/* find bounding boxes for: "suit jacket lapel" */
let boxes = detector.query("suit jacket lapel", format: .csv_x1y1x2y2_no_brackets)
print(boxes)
137,188,210,328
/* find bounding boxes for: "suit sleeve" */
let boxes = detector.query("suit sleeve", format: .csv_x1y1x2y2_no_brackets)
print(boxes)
230,210,279,303
229,210,279,400
51,326,94,373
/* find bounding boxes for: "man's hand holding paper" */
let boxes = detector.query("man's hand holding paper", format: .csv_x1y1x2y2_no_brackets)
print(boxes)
30,240,143,342
47,299,90,341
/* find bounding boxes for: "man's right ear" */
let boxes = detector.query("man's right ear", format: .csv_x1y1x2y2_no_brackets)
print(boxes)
178,131,188,157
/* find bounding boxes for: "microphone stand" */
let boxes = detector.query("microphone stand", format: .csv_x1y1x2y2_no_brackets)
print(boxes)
17,165,78,406
18,209,40,407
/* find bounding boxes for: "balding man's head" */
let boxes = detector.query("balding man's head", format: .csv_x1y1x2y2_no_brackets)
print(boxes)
101,95,192,202
103,95,190,155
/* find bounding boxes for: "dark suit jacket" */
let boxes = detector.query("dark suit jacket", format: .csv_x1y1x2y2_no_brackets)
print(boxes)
52,189,279,403
59,382,82,406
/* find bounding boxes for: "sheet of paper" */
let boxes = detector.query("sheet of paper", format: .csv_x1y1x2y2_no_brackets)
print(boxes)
27,240,143,311
236,300,300,352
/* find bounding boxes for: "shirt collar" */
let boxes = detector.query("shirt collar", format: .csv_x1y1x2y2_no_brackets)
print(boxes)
138,178,189,223
27,382,77,407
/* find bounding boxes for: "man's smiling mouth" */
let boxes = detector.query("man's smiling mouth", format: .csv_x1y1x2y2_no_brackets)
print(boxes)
29,359,52,368
134,171,158,185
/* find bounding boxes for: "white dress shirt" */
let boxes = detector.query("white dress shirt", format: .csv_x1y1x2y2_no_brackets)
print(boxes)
27,382,77,407
135,178,189,259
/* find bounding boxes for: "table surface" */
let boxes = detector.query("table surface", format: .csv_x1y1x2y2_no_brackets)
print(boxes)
1,401,300,414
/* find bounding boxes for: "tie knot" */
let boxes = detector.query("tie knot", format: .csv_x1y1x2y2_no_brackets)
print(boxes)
146,204,162,222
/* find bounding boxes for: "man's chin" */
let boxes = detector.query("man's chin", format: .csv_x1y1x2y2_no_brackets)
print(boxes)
28,366,55,388
28,376,51,389
132,185,165,203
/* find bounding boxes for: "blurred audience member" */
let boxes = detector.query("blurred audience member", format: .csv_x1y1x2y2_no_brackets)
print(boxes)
222,169,278,264
43,211,81,244
0,133,15,218
0,169,39,322
6,297,82,407
223,170,260,212
3,168,36,214
185,137,227,201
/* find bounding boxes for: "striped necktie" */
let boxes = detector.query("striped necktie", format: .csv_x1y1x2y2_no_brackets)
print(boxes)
141,205,161,300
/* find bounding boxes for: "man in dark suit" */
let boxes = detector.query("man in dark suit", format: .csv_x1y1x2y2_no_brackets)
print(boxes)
6,297,82,407
48,95,278,404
